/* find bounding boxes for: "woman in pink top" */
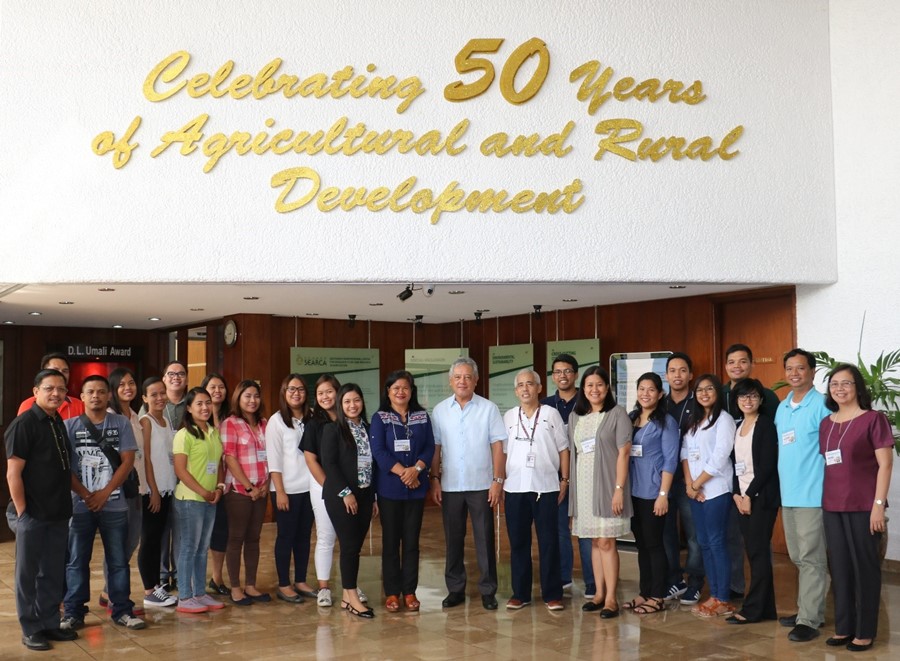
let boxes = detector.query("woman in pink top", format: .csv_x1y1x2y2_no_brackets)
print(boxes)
222,380,270,606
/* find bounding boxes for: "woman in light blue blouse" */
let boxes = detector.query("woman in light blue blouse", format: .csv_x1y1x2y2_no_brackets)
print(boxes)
626,372,680,614
682,374,736,618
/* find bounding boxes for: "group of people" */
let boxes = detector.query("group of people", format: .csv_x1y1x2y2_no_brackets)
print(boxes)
4,345,894,653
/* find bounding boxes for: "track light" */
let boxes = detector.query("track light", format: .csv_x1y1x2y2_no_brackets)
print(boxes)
474,311,483,325
533,304,543,319
348,314,357,328
397,284,413,302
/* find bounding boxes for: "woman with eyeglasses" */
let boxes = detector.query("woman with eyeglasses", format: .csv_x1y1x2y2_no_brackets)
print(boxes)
200,373,230,596
682,374,736,618
820,364,893,652
265,374,317,603
369,370,435,612
725,378,779,625
569,367,632,619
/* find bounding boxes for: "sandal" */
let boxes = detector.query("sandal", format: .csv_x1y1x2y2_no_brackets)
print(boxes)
404,594,420,611
385,595,400,612
622,597,647,610
633,598,665,615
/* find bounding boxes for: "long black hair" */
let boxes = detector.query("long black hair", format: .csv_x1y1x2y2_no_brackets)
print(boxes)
334,383,368,448
378,370,425,413
230,379,265,426
109,367,138,415
200,372,231,420
182,387,212,440
573,366,617,416
629,372,668,426
278,373,311,426
310,374,342,422
686,373,724,434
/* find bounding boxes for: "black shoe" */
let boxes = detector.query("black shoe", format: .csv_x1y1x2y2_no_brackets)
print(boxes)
22,632,51,651
482,594,498,610
729,590,744,600
442,592,465,608
788,624,820,642
779,614,797,627
600,608,620,619
276,590,304,604
248,593,271,603
208,579,229,596
725,615,752,625
42,628,77,641
826,636,852,647
846,641,874,652
582,601,603,612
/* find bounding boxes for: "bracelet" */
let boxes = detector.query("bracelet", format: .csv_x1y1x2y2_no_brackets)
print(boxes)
429,474,441,481
338,487,352,498
216,483,226,491
560,477,570,484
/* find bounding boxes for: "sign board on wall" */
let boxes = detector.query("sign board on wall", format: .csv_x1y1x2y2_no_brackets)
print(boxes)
290,347,380,413
488,343,534,413
405,348,468,413
546,339,600,387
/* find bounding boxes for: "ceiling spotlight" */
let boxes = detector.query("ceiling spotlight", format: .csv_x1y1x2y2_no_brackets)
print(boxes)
112,324,123,329
243,296,259,300
29,311,42,316
3,320,14,325
190,307,205,312
305,312,319,316
368,302,383,307
397,284,414,302
668,285,687,290
474,311,483,324
148,316,161,321
533,304,543,319
58,301,74,305
348,314,357,328
562,298,578,303
448,290,465,295
98,287,116,292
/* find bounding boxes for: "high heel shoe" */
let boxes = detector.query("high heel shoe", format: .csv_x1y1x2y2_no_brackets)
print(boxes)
342,600,374,619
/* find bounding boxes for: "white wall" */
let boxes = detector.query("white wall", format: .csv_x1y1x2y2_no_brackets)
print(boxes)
0,0,835,285
798,1,900,560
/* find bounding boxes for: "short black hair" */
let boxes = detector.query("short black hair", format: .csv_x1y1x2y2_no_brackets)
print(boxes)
551,353,579,372
725,343,753,361
666,352,693,372
34,369,65,387
40,352,69,369
783,348,816,370
732,377,765,400
82,374,110,391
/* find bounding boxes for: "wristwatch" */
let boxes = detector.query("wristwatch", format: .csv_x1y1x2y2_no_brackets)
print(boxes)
875,498,885,506
414,464,424,473
492,477,504,485
659,490,668,497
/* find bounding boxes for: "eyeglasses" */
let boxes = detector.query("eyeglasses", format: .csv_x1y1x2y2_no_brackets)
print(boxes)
166,371,186,379
737,394,760,401
452,374,475,382
286,386,306,394
696,386,717,394
38,385,68,394
829,380,855,390
552,369,575,376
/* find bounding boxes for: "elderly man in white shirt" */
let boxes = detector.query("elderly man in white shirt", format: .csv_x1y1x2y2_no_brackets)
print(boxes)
502,368,570,611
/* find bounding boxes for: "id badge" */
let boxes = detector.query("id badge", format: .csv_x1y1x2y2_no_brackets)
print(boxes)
825,449,842,466
82,454,101,468
782,430,796,446
168,452,175,466
206,461,217,475
630,445,643,458
581,438,596,454
256,450,267,462
734,461,746,476
689,448,701,462
109,488,120,500
526,453,536,468
394,439,411,453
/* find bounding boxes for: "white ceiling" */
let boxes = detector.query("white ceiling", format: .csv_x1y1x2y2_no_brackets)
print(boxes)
0,282,766,329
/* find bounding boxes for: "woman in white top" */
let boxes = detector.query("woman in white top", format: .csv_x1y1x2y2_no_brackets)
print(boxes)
682,374,736,618
137,377,178,607
266,374,317,603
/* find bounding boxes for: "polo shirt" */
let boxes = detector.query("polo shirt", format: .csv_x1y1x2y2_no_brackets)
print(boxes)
4,404,74,521
502,405,568,494
540,390,578,425
66,413,137,514
174,426,224,502
774,388,829,507
432,393,506,492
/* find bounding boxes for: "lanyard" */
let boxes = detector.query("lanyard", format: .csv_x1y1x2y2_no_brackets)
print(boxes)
518,407,540,446
824,413,857,452
391,411,411,443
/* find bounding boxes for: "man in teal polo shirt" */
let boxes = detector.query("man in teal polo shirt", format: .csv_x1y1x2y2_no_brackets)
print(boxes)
774,348,830,643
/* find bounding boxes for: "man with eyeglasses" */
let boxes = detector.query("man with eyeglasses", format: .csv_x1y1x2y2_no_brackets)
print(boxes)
502,369,569,611
5,369,77,650
774,348,830,642
17,353,85,420
541,354,596,599
430,357,506,610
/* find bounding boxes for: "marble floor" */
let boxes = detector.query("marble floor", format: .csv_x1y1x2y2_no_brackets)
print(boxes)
0,508,897,659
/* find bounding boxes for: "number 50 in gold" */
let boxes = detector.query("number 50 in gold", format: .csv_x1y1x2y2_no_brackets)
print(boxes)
444,37,550,104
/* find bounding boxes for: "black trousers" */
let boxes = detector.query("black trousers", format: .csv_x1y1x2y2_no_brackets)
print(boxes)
736,503,778,621
379,496,426,596
441,490,497,596
824,510,882,640
324,487,374,591
631,496,668,599
15,514,68,636
138,493,171,590
271,491,314,587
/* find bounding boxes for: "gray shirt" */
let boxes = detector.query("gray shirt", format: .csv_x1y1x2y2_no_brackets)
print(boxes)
66,413,137,514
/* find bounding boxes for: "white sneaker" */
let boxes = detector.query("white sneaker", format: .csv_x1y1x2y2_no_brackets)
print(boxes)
144,585,177,607
317,587,332,607
356,587,368,603
114,613,146,630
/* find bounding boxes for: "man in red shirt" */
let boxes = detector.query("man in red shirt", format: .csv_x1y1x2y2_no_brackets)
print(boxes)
17,353,84,420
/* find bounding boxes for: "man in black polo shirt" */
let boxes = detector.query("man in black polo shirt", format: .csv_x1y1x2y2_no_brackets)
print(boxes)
5,369,78,651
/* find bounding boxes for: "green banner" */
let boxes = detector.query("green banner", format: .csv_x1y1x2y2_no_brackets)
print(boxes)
290,347,380,414
546,339,601,389
488,343,534,413
405,347,468,413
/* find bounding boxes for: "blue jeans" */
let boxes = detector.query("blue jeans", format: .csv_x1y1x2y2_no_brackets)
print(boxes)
65,509,133,620
175,498,217,599
557,489,595,588
690,493,732,602
663,477,705,589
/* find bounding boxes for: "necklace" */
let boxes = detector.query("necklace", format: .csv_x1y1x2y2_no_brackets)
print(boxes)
48,417,70,471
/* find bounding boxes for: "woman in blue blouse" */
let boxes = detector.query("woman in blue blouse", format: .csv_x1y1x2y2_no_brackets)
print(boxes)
370,370,435,612
626,373,680,614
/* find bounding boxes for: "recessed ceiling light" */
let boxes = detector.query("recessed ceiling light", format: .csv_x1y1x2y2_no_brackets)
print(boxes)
58,301,74,305
562,298,578,302
476,309,491,313
190,308,205,312
112,324,123,329
368,302,383,307
305,313,319,316
28,311,41,316
98,287,116,292
243,296,259,300
448,290,466,295
3,320,14,325
668,285,687,289
148,317,161,321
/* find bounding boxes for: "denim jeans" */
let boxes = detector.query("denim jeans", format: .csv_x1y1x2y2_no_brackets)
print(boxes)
557,489,595,588
663,476,705,589
65,509,133,620
175,498,217,599
690,492,732,602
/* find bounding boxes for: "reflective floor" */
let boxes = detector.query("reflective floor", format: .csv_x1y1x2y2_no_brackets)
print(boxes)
0,507,897,659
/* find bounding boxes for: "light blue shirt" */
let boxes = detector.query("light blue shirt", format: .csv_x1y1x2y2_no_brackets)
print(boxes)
775,388,829,507
433,393,506,492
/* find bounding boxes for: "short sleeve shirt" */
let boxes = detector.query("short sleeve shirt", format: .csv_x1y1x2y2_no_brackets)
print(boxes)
65,413,138,514
775,389,829,507
432,394,506,492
